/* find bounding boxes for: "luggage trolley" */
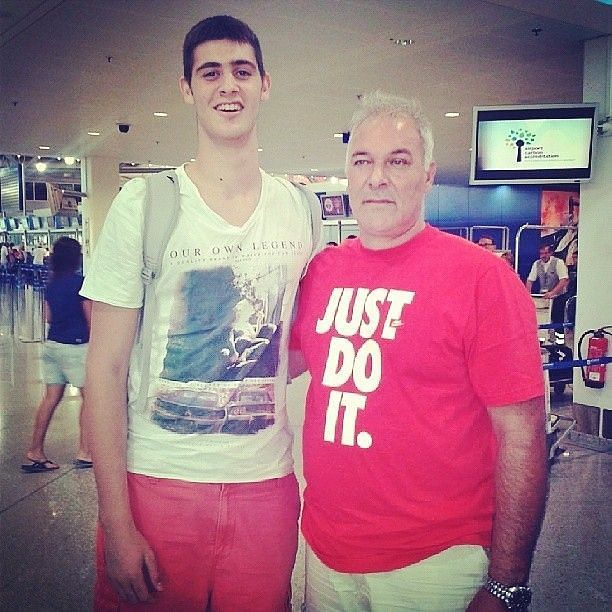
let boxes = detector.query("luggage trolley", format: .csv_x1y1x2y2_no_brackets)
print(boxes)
541,348,576,462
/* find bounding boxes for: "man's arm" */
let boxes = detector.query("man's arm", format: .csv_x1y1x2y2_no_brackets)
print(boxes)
289,349,308,380
525,261,539,294
467,396,548,611
542,277,569,299
82,298,92,329
85,301,161,604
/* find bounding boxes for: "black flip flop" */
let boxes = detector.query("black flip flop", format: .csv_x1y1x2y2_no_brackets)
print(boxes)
73,459,93,469
21,459,60,473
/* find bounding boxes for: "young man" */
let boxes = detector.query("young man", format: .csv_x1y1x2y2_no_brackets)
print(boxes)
291,92,548,611
82,15,316,610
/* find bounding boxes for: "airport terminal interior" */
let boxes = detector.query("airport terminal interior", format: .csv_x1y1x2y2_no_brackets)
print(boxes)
1,1,612,611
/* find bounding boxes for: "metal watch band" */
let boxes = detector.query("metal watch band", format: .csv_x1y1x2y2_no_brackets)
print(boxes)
484,577,532,611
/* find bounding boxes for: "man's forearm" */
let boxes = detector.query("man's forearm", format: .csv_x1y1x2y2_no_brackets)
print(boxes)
548,278,569,297
87,367,134,531
85,302,140,533
487,397,548,584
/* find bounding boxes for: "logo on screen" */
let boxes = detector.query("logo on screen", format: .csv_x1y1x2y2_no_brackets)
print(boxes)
505,129,536,162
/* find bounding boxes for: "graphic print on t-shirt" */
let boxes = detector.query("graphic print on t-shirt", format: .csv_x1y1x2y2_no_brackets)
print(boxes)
316,287,415,449
151,264,287,435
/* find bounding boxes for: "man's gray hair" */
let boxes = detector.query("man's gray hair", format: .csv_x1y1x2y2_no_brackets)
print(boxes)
348,91,434,166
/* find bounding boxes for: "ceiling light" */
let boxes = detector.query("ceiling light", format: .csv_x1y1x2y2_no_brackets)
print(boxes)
257,148,263,152
88,131,100,136
310,168,318,172
153,112,168,117
390,38,414,47
190,158,195,162
445,112,460,118
64,156,76,165
38,145,50,150
334,133,344,138
35,161,47,172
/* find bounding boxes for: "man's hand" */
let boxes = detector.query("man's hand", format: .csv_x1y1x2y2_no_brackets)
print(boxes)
466,587,507,611
104,525,162,604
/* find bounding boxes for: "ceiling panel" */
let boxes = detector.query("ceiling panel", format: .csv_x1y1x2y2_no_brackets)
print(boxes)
1,0,610,185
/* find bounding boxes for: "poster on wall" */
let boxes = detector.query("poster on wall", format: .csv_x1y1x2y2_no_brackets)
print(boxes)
318,194,345,219
540,190,579,264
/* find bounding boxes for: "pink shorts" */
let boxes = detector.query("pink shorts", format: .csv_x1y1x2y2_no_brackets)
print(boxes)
94,472,300,611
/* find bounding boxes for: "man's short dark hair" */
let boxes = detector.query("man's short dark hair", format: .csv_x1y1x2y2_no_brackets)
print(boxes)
51,237,81,276
183,15,265,83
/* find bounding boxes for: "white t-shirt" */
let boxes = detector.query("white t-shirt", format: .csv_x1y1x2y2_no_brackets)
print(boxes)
81,165,313,483
0,245,8,265
33,246,47,265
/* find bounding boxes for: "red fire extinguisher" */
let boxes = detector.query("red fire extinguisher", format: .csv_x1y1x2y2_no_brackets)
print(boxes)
578,327,611,389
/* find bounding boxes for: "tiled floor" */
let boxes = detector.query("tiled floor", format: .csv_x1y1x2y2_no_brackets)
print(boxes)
1,288,610,611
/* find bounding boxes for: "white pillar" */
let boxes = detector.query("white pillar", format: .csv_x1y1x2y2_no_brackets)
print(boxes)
573,36,612,420
80,156,121,272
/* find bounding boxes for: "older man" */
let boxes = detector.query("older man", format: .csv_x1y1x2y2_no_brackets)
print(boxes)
291,92,547,611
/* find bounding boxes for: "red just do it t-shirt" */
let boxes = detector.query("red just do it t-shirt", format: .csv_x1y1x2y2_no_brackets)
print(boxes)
291,225,544,573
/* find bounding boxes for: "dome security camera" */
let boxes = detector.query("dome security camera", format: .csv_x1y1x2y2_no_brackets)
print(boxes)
117,123,131,134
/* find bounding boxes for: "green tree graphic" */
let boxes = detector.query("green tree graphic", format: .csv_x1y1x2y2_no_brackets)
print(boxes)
505,129,535,162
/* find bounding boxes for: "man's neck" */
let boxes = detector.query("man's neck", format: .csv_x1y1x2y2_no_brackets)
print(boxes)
360,219,426,251
184,132,263,225
189,136,261,195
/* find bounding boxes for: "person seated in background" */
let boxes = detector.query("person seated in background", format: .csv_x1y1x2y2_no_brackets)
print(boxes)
526,244,569,344
500,250,514,266
477,235,496,251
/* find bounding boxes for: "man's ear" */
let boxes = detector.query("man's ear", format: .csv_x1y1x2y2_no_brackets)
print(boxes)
424,161,437,191
260,72,271,101
179,76,194,105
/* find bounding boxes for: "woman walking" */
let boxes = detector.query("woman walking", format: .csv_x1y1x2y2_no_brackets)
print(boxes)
22,237,91,472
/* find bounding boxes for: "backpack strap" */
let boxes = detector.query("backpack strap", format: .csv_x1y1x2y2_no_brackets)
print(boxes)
290,182,324,264
137,169,180,410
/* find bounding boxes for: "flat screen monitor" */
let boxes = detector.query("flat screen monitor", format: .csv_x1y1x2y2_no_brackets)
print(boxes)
318,194,346,219
469,104,597,185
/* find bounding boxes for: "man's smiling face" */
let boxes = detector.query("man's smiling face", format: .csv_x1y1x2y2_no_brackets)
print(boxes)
180,39,270,145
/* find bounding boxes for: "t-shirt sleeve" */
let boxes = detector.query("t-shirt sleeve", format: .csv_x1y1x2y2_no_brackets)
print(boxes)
557,259,569,279
526,261,538,282
80,178,146,308
465,262,544,407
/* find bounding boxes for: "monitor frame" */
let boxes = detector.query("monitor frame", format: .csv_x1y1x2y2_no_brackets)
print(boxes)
469,103,598,186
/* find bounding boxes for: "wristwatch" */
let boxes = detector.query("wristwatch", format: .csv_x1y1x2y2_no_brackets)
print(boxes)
484,576,532,610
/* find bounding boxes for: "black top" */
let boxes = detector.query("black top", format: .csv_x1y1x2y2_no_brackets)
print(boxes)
45,273,89,344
